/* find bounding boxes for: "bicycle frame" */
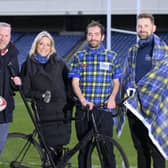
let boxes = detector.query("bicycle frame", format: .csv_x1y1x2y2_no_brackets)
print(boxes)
19,89,57,168
19,86,129,168
56,98,129,168
56,107,106,168
20,89,107,168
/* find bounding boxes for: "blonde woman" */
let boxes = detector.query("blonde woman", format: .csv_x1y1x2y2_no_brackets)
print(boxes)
21,31,72,165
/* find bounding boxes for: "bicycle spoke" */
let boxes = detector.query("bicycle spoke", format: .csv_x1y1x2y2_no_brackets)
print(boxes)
87,135,129,168
0,133,44,168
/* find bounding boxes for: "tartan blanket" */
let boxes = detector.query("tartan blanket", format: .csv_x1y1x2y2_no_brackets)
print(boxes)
124,57,168,159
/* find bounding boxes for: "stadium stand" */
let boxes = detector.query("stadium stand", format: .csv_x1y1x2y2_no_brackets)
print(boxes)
11,31,168,69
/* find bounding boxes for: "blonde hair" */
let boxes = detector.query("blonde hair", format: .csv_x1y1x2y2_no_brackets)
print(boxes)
29,31,56,57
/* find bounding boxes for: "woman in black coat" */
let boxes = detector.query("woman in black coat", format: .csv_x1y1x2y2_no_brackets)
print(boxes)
21,31,72,164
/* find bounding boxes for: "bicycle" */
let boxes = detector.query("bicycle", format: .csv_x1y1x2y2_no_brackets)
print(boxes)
0,87,130,168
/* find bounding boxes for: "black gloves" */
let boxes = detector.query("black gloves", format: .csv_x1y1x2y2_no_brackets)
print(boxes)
42,90,51,103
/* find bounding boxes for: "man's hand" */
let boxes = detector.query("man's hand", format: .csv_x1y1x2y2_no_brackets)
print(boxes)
126,88,136,97
11,76,22,86
105,96,116,109
80,98,94,110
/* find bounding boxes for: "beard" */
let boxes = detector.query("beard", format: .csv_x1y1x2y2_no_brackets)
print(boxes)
88,40,101,48
138,32,151,40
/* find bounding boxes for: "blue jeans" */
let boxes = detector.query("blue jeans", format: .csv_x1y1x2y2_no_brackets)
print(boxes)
0,123,9,157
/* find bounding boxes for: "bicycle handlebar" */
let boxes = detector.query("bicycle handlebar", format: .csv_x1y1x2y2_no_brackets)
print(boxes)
24,95,130,124
74,96,130,118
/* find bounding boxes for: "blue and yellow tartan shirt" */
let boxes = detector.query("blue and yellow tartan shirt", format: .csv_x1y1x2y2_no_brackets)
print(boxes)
69,44,122,105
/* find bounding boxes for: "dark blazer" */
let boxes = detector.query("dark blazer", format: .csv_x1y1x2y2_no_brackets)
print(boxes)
0,42,19,123
21,54,72,146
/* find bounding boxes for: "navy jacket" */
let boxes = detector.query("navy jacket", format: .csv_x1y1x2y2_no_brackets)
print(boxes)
0,42,19,123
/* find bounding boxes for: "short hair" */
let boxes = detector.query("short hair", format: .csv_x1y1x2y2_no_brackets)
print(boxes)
29,31,56,57
137,13,155,25
0,22,11,31
86,20,105,35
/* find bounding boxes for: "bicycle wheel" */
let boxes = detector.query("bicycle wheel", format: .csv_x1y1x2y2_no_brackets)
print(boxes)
0,132,44,168
87,134,129,168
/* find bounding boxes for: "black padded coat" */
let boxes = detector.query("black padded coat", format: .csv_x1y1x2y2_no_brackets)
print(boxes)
21,54,72,147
